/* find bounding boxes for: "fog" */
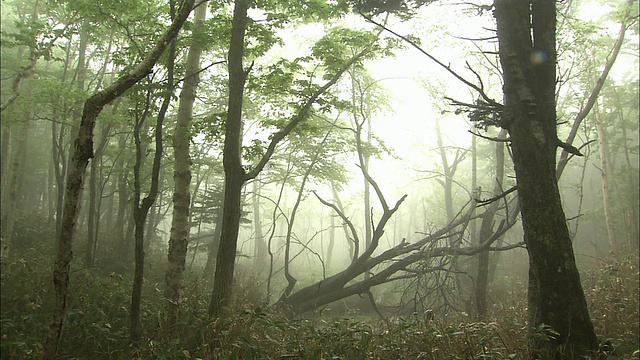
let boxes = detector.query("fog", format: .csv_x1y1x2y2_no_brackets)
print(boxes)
1,0,638,357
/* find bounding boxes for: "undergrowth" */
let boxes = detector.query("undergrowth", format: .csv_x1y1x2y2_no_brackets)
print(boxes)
1,246,638,359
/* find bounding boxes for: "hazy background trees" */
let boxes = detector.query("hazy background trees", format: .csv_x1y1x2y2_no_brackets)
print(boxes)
0,0,637,358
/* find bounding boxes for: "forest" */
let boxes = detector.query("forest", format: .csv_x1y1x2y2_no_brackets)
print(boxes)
0,0,638,359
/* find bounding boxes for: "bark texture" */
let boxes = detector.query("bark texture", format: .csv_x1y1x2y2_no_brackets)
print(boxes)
208,0,251,317
42,1,196,357
164,1,207,327
494,0,597,357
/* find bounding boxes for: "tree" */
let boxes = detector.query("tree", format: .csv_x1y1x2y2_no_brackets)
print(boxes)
1,1,41,254
42,0,195,357
164,0,208,328
208,0,373,316
130,0,179,341
475,129,507,317
493,0,597,357
0,1,73,113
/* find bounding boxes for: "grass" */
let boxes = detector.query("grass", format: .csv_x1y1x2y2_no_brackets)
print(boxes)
1,243,638,359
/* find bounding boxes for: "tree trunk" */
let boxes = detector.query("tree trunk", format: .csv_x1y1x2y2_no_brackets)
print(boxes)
203,202,223,280
351,73,373,278
468,129,478,314
115,134,129,262
435,118,455,224
593,100,617,254
130,4,177,339
327,197,336,273
85,125,111,266
1,126,12,202
331,183,356,262
615,88,639,248
494,1,597,357
52,121,67,241
281,128,335,298
2,119,29,253
252,178,269,273
209,0,367,316
42,1,196,357
164,0,206,327
555,4,630,178
187,164,208,270
144,173,161,253
208,0,251,317
475,129,506,318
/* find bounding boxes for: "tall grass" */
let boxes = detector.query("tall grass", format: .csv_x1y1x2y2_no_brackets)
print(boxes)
1,245,637,359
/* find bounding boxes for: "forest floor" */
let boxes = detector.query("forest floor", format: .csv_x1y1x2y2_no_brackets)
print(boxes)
1,244,638,359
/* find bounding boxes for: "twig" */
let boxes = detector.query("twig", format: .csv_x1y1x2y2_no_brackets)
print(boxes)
475,186,517,206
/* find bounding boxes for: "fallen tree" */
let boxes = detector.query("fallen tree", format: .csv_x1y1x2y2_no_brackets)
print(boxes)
275,160,521,315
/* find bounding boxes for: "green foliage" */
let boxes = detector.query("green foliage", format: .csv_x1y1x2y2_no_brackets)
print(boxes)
258,0,350,24
312,27,380,76
352,0,435,19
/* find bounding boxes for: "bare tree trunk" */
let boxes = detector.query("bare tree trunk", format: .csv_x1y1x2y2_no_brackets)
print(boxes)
51,40,74,242
42,1,196,357
52,121,67,241
144,173,162,253
494,1,597,357
594,100,617,254
614,88,639,247
475,129,506,318
1,127,12,202
435,118,455,224
265,169,291,303
208,0,251,317
130,8,177,339
435,116,467,299
164,1,206,328
350,72,373,278
252,178,269,273
209,0,367,316
115,134,129,261
467,129,478,314
203,203,223,280
85,125,111,266
326,196,336,273
281,127,336,298
2,119,29,253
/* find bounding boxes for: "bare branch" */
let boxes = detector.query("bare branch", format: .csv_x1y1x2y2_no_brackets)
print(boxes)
313,191,361,262
362,14,500,108
468,129,511,142
246,49,370,181
475,185,517,206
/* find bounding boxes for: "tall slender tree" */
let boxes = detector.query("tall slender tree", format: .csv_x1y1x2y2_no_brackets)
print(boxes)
130,0,179,342
208,0,370,315
42,1,196,357
164,0,208,327
475,129,506,317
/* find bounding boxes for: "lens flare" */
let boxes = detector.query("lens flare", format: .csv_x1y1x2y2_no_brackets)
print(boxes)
530,49,550,65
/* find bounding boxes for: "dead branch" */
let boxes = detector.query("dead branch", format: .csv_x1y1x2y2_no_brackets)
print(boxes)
475,186,517,206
